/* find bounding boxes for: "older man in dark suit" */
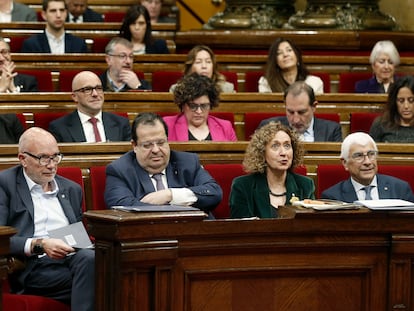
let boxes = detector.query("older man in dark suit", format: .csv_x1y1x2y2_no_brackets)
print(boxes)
259,81,342,142
0,127,94,311
321,132,414,203
65,0,103,22
49,70,131,142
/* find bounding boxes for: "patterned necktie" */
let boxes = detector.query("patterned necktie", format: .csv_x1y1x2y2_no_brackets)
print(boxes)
89,117,102,142
363,185,372,200
152,173,165,191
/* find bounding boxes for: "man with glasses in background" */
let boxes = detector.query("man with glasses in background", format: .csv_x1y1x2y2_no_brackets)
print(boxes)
100,37,150,92
321,132,414,203
0,127,95,311
49,70,131,142
104,112,222,217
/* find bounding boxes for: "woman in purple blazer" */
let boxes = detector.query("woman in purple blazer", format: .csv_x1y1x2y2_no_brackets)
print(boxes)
163,73,237,142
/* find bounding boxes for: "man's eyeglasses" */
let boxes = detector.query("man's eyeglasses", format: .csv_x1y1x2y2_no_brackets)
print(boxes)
138,139,167,150
107,53,134,61
187,103,210,112
350,150,378,163
73,85,104,95
0,49,10,56
24,152,63,166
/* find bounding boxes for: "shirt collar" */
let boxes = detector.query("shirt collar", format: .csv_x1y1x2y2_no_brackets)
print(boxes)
78,110,103,124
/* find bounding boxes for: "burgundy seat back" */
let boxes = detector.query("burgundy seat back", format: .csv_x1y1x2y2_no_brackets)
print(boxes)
316,164,348,199
33,112,67,130
350,112,381,133
338,72,373,93
104,12,125,22
152,71,183,92
89,166,107,210
57,167,86,212
244,71,263,92
312,72,331,93
220,71,238,91
19,70,54,92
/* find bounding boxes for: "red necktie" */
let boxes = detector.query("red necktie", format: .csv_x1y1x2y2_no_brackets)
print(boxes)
89,117,102,142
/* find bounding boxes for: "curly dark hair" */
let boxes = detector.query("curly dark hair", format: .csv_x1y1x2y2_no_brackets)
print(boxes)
380,75,414,129
173,73,220,111
119,5,153,46
264,38,309,92
243,121,304,174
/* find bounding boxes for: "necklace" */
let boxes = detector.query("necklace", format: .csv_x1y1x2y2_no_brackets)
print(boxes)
269,190,286,197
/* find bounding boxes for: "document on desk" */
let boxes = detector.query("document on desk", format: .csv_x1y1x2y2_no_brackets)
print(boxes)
354,199,414,210
48,221,94,249
111,205,200,212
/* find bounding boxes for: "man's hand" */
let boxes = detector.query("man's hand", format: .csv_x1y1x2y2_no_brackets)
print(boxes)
0,61,17,93
119,69,141,89
140,189,172,205
43,238,75,259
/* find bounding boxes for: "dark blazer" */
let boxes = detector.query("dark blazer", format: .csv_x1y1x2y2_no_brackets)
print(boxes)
66,8,103,22
48,110,131,142
321,174,414,203
104,150,222,212
259,116,342,142
20,31,88,53
0,114,25,144
11,2,37,21
99,70,151,91
14,73,38,92
230,171,315,219
355,76,397,94
146,39,170,54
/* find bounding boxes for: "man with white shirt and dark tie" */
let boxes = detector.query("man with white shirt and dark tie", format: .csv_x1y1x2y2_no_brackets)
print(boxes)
321,132,414,203
48,70,131,142
258,81,342,142
65,0,103,23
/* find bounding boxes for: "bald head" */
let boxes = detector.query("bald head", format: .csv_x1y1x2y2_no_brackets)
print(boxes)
19,127,58,153
71,70,104,116
72,71,101,91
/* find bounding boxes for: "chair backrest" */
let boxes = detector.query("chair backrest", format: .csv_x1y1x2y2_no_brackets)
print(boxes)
89,166,107,210
244,112,284,140
8,36,29,53
378,165,414,192
104,12,125,22
338,72,373,93
220,71,238,92
18,70,54,92
152,71,183,92
90,37,112,53
203,163,246,219
312,72,331,93
316,164,348,199
33,112,67,130
350,112,381,133
57,167,86,212
244,71,263,92
16,113,27,129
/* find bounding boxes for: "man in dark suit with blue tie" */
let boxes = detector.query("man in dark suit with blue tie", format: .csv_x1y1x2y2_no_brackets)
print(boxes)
104,112,222,216
259,81,342,142
0,127,94,311
21,0,88,53
49,70,131,142
321,132,414,203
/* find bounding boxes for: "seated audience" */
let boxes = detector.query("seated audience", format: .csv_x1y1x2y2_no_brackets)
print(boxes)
0,127,94,311
259,37,323,95
0,37,38,93
321,132,414,203
21,0,88,53
355,40,400,93
259,81,342,142
104,112,222,216
0,113,24,143
370,75,414,142
164,73,237,141
0,0,36,21
140,0,175,24
100,37,150,91
169,45,235,93
119,5,169,54
49,70,131,142
65,0,103,22
230,122,315,219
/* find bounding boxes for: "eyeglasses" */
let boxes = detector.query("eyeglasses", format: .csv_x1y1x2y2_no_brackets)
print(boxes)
138,139,168,150
24,151,63,166
0,49,10,56
107,53,134,61
73,85,104,95
397,97,414,104
350,150,378,163
187,103,210,112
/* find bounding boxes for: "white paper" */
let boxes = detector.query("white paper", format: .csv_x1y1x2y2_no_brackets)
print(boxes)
354,199,414,210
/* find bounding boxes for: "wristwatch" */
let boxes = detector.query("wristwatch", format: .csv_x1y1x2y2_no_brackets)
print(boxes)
32,239,44,255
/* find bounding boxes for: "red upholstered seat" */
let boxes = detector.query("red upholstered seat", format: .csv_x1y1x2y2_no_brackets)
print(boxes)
313,72,331,93
104,11,125,22
350,112,381,133
338,72,372,93
8,36,29,53
316,164,349,199
57,167,86,212
16,113,27,129
3,293,70,311
18,70,54,92
244,71,263,92
152,71,183,92
33,112,67,130
89,166,107,210
378,165,414,192
220,71,238,91
90,37,112,53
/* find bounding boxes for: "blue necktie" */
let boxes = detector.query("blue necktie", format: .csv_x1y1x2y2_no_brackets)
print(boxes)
152,173,165,191
363,186,372,200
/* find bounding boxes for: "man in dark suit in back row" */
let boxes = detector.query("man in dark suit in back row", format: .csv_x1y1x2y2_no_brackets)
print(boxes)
259,81,342,142
321,132,414,203
65,0,103,22
49,70,131,142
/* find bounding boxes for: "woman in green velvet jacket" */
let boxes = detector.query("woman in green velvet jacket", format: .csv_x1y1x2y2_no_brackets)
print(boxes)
230,122,315,218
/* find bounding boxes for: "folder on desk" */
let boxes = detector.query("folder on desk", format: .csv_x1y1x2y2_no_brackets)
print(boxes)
354,199,414,210
111,205,199,212
48,221,94,249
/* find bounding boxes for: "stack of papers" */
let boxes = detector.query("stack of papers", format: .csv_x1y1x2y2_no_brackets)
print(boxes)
292,199,360,210
111,205,199,212
354,199,414,210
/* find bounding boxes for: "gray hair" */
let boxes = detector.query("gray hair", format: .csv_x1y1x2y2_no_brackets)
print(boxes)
340,132,378,160
104,37,133,54
369,40,400,66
